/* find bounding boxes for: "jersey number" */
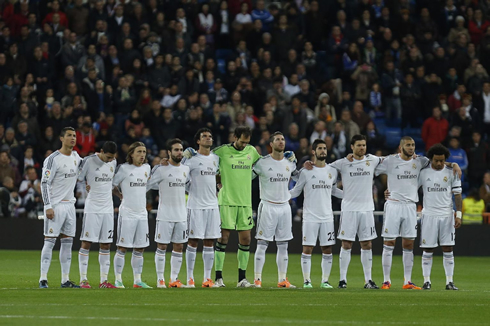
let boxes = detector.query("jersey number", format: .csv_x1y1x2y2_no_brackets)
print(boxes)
108,230,113,239
248,216,253,226
327,232,335,241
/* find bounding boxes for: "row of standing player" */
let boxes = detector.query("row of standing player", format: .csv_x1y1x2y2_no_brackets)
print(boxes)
38,126,462,290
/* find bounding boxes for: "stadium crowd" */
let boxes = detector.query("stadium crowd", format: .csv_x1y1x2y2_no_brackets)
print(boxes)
0,0,489,218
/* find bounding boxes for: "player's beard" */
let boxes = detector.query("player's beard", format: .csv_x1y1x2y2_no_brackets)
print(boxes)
172,155,182,163
401,147,413,157
316,154,327,161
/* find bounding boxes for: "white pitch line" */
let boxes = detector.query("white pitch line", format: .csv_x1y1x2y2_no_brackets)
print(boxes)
0,315,486,325
0,303,488,307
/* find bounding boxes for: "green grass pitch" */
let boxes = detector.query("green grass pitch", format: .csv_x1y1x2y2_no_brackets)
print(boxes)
0,250,489,325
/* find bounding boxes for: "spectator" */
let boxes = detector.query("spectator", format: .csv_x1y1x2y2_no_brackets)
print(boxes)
328,122,347,158
76,122,96,157
251,0,273,32
448,84,466,113
467,132,490,188
462,188,485,224
480,172,490,212
468,9,490,46
447,137,468,180
448,16,470,44
351,101,371,133
61,33,86,69
15,121,37,150
364,121,385,151
18,165,41,218
422,107,449,151
125,109,145,138
381,61,403,123
0,151,20,187
284,123,300,152
339,109,360,143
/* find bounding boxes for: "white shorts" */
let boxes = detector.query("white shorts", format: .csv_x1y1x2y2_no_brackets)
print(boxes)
338,211,377,242
43,202,76,237
420,213,456,248
155,220,188,244
382,201,417,239
302,221,336,246
256,201,293,242
187,208,221,239
116,214,149,248
80,213,114,243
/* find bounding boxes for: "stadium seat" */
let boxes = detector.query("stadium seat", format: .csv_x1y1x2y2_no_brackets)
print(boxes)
374,117,386,136
384,127,402,149
217,59,226,75
215,49,233,61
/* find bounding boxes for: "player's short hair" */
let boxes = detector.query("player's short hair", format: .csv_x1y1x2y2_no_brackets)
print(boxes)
60,127,75,137
102,141,117,154
312,139,326,151
269,131,284,143
234,126,252,139
350,134,366,146
166,138,183,151
427,143,450,159
194,128,212,145
400,136,413,145
126,141,147,164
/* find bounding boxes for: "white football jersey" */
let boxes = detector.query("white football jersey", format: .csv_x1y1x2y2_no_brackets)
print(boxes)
290,165,341,222
147,164,190,222
253,155,298,203
113,163,151,218
182,153,219,209
41,150,82,209
330,154,381,212
78,154,117,214
375,155,429,203
419,165,462,216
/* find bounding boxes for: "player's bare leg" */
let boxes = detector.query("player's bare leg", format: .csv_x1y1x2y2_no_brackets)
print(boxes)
301,245,314,288
381,239,395,289
169,243,184,287
321,246,334,288
360,240,378,289
214,229,230,286
236,230,254,287
155,243,167,288
79,240,92,288
442,246,457,290
339,240,352,287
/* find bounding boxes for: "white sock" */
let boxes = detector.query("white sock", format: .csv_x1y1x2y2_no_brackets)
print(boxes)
60,238,73,283
131,251,144,284
422,251,433,283
361,249,373,283
254,241,268,281
202,246,214,281
403,249,414,285
99,249,111,283
40,238,56,281
155,248,166,281
322,253,333,282
114,250,125,282
186,245,197,282
443,252,454,284
78,248,89,282
382,245,394,283
301,253,311,282
276,242,289,282
339,248,351,283
170,251,183,282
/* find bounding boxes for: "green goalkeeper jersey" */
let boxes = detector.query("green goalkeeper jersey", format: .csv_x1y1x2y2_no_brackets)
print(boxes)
213,143,261,207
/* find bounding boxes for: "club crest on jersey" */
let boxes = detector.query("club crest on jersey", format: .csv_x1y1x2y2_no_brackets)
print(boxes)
422,239,426,244
49,228,53,233
328,173,332,179
157,234,161,239
190,230,194,235
443,176,448,182
110,167,114,172
384,228,388,233
145,172,148,178
213,161,217,167
412,164,417,169
85,232,89,237
303,236,306,241
247,155,251,160
286,166,290,172
121,238,124,243
44,170,51,178
259,230,263,236
341,231,345,235
366,161,370,166
74,160,77,166
183,172,186,178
